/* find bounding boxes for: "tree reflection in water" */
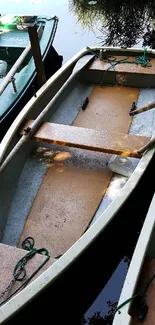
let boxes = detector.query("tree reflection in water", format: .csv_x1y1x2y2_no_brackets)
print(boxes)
81,301,117,325
70,0,155,47
79,255,131,325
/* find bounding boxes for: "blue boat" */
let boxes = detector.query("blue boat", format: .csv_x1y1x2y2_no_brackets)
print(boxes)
0,14,62,140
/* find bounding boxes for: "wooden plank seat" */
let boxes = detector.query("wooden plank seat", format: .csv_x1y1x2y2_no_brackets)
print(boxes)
21,120,150,158
89,57,155,75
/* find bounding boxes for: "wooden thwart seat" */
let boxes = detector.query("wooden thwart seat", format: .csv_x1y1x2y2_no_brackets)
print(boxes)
89,57,155,75
21,120,150,158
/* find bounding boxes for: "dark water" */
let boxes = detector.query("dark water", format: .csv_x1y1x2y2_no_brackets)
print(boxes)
1,1,155,324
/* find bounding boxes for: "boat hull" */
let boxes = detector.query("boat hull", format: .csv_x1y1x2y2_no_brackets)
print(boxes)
0,46,155,323
0,16,63,141
4,156,155,325
113,192,155,325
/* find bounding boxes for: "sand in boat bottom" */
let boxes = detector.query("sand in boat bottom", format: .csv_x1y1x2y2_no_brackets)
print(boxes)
19,85,139,257
131,256,155,325
19,165,112,257
74,85,138,133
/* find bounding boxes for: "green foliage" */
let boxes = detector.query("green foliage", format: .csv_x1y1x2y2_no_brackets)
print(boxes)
81,301,118,325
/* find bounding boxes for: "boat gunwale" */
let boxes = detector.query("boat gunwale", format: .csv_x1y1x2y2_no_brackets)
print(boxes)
112,193,155,325
0,46,155,323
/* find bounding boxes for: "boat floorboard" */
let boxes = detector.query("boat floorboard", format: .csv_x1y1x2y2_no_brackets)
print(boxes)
131,256,155,325
0,243,55,304
73,85,137,132
19,85,139,257
19,165,112,257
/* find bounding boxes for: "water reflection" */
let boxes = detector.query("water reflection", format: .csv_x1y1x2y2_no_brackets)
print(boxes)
70,0,155,47
80,257,129,325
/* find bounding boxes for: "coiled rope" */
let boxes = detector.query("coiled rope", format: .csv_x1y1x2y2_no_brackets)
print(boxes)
0,237,50,306
114,272,155,321
86,46,152,86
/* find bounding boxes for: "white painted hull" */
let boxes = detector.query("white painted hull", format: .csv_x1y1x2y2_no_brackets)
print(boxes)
0,46,155,323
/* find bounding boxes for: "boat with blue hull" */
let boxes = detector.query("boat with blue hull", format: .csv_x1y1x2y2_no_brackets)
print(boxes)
0,14,62,140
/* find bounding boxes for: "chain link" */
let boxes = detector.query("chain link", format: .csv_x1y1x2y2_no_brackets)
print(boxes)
0,266,23,299
0,279,15,299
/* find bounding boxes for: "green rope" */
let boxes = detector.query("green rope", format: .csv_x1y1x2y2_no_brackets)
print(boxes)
86,46,152,86
134,48,152,67
114,272,155,316
0,237,50,307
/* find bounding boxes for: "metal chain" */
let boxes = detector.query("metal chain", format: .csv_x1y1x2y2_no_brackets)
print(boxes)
0,266,24,299
0,279,15,299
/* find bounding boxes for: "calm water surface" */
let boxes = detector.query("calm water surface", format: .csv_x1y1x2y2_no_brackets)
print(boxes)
1,0,101,62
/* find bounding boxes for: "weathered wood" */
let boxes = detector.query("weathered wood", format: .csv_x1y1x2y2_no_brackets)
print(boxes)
28,25,46,87
20,120,150,158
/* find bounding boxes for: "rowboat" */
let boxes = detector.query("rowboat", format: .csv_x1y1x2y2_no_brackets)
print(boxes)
0,14,62,140
113,192,155,325
0,46,155,323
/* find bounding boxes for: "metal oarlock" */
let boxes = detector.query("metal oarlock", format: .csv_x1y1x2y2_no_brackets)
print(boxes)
10,76,18,93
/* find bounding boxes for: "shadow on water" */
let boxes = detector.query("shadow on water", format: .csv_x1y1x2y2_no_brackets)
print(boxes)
70,0,155,48
6,152,155,325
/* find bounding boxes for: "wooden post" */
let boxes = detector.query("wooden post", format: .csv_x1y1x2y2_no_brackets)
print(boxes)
28,24,46,88
0,25,43,96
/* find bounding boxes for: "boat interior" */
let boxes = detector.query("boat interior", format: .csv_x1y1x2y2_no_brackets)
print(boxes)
1,49,155,304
